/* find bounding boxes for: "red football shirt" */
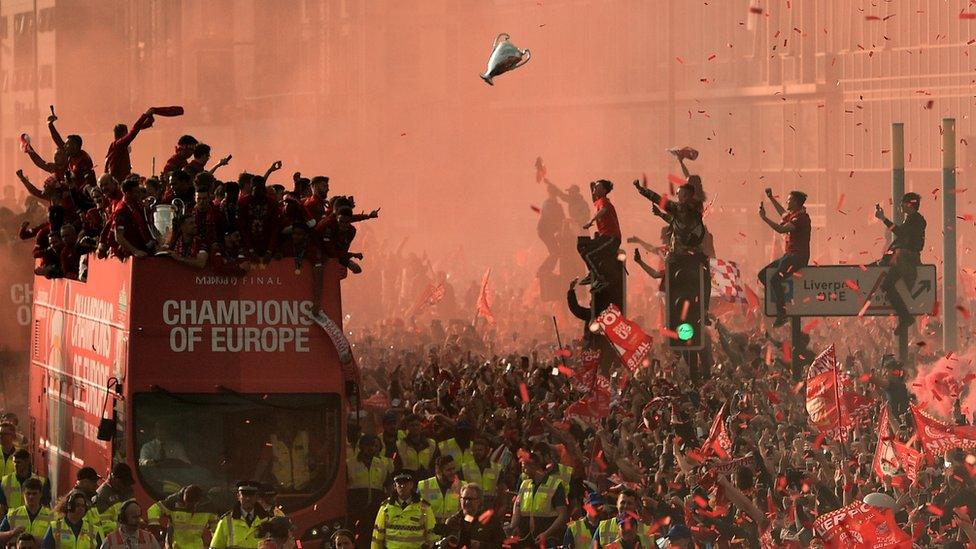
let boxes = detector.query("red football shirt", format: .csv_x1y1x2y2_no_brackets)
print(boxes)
783,209,811,258
593,196,621,239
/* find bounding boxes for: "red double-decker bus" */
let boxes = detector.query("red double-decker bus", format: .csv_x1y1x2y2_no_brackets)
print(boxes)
28,256,353,544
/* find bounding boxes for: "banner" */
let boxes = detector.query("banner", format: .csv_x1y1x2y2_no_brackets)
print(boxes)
709,258,747,304
911,404,976,454
872,406,916,484
813,501,912,548
594,304,652,371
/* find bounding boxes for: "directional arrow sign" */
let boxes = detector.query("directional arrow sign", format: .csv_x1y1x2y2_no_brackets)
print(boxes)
764,264,937,317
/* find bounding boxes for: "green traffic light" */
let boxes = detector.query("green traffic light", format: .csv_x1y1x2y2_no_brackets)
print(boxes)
677,323,694,341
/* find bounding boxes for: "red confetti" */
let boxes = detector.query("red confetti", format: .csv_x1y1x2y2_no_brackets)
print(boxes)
802,319,819,333
555,348,572,358
961,12,976,19
924,100,934,109
557,365,574,377
844,279,860,291
836,193,846,211
519,383,530,403
530,205,541,213
667,173,686,186
927,503,944,517
865,15,880,21
957,306,971,320
749,6,763,14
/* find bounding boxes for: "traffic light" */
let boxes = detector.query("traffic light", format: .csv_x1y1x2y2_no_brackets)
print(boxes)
665,255,707,351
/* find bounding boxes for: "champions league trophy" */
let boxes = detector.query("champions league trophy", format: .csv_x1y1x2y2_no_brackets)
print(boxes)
146,197,184,253
480,33,531,85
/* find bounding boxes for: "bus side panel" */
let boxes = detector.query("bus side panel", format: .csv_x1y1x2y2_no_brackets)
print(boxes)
29,260,132,496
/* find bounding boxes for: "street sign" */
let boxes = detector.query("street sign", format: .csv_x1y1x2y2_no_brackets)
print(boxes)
764,264,937,317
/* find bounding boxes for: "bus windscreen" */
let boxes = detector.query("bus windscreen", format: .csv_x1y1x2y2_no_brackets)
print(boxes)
132,392,341,512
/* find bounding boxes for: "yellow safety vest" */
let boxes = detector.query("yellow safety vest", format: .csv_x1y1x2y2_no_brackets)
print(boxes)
436,439,475,470
557,464,574,491
6,505,53,539
378,430,407,458
395,438,435,473
596,519,654,548
209,513,266,548
47,516,100,549
148,500,216,548
99,500,125,538
460,459,501,493
0,473,44,511
0,450,15,479
416,477,460,522
566,518,598,548
347,455,393,491
371,499,434,549
270,431,311,489
517,475,562,518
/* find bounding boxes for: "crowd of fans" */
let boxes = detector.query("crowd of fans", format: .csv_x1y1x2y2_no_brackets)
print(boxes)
11,106,379,283
0,108,975,549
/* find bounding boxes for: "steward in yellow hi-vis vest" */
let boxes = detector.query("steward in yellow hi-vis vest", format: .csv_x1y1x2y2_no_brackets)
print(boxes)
416,456,461,526
209,482,272,549
561,492,606,548
0,450,51,518
41,489,102,549
395,415,437,479
147,485,217,549
510,451,568,547
0,477,53,539
372,470,435,549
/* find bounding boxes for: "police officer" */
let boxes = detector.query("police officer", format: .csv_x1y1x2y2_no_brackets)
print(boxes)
147,485,216,549
416,456,460,528
563,493,605,548
0,450,51,517
371,471,435,549
508,451,568,547
210,482,272,549
874,192,926,333
0,478,52,540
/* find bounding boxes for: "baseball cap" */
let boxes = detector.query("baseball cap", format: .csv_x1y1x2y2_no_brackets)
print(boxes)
77,467,101,482
111,463,134,485
667,524,692,540
585,492,605,507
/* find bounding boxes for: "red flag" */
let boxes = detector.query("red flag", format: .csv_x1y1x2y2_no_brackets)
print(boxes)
872,406,905,483
701,403,733,460
806,345,873,439
476,268,495,325
892,442,923,482
911,404,976,454
594,304,652,371
408,281,446,315
150,105,184,117
813,501,912,548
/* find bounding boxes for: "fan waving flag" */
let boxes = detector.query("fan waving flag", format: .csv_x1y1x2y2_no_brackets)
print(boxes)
872,405,922,484
476,268,495,325
813,500,912,548
594,304,652,371
709,258,748,304
701,403,733,459
911,404,976,454
806,345,873,439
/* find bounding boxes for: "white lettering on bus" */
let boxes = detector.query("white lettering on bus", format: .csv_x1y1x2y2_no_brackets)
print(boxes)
70,295,114,359
162,300,315,353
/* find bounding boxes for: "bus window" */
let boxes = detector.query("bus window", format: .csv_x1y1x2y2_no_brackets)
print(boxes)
133,393,341,511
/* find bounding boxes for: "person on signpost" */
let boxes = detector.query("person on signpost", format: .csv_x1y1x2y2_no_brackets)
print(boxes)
874,192,926,334
758,189,811,327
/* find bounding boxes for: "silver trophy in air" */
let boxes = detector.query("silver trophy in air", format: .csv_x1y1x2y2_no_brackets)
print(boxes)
146,197,184,253
481,33,531,85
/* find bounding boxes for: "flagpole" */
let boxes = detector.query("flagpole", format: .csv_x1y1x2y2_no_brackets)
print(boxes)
552,316,569,372
833,359,847,458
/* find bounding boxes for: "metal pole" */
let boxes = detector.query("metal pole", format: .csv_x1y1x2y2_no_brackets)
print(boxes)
891,123,907,364
942,118,957,352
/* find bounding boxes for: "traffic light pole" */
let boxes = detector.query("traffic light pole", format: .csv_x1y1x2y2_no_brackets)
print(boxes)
891,122,908,365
